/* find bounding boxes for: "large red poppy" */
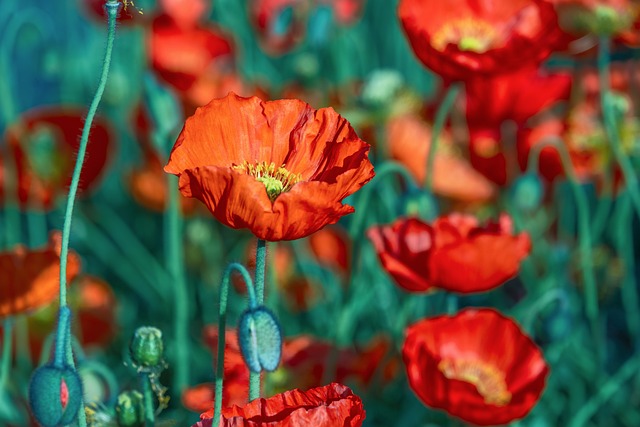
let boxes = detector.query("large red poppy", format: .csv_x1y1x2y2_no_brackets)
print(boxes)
194,383,365,427
367,214,531,294
2,107,113,209
403,308,549,426
398,0,564,81
164,93,374,241
0,232,81,318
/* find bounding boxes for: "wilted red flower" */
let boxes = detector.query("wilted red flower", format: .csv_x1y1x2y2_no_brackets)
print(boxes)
3,107,113,209
164,93,374,241
398,0,563,81
0,233,80,318
387,113,496,202
403,308,549,426
367,214,531,294
194,383,365,427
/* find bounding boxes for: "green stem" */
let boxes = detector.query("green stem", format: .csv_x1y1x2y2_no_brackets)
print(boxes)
166,174,189,393
213,263,255,426
568,352,640,427
529,138,601,358
0,318,13,390
598,36,640,218
424,83,463,191
250,239,267,401
141,372,155,427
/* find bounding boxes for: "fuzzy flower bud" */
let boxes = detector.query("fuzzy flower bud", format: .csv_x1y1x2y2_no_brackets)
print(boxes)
115,390,144,427
129,326,164,368
29,364,83,427
238,306,282,373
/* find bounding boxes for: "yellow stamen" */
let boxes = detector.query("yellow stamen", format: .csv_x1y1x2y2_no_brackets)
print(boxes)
438,358,512,406
432,18,498,53
233,161,302,202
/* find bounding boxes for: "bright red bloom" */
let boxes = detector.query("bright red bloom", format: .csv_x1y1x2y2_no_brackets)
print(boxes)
398,0,564,81
367,214,531,294
403,308,549,426
0,233,80,318
164,93,374,241
3,107,113,209
194,383,365,427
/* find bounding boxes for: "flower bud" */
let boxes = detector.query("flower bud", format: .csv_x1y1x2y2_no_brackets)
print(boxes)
238,306,282,373
129,326,164,368
115,390,144,427
510,173,543,213
29,364,83,427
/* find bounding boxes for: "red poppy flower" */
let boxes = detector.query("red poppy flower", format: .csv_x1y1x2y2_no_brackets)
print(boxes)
0,232,81,318
158,0,210,28
149,13,234,94
398,0,564,81
251,0,308,55
3,107,113,209
403,308,549,426
367,214,531,294
164,93,374,241
72,276,117,348
194,383,365,427
387,113,496,202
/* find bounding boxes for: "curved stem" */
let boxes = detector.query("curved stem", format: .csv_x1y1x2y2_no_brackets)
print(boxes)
598,36,640,218
166,175,189,393
424,83,463,191
528,138,600,357
249,239,267,400
0,318,13,391
214,263,255,426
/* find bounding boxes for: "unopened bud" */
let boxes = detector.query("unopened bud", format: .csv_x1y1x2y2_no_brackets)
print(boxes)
29,364,83,427
130,326,164,368
510,173,543,212
238,306,282,373
115,390,144,427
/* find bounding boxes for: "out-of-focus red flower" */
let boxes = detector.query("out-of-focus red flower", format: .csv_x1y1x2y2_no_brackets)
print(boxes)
149,14,234,94
71,275,117,348
464,67,572,185
194,383,365,427
164,93,375,241
323,0,364,25
251,0,308,55
129,150,198,214
0,232,80,319
308,225,350,275
158,0,210,28
275,335,392,391
3,107,113,209
368,214,531,294
403,308,549,426
398,0,564,81
387,114,496,203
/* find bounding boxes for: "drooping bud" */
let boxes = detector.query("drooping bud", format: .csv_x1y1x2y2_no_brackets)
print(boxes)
509,173,543,213
29,364,83,427
237,306,282,373
129,326,164,368
115,390,144,427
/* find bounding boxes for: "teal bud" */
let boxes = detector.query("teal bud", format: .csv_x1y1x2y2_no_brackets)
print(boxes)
238,306,282,373
510,173,543,212
115,390,144,427
398,187,438,221
129,327,164,368
29,364,83,427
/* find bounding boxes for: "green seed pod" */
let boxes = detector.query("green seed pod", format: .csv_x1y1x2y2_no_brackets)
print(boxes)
510,173,543,213
29,364,83,427
115,390,144,427
238,306,282,373
129,326,164,368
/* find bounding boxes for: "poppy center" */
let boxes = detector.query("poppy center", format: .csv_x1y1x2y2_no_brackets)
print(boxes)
438,358,511,406
234,161,302,202
432,18,497,53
